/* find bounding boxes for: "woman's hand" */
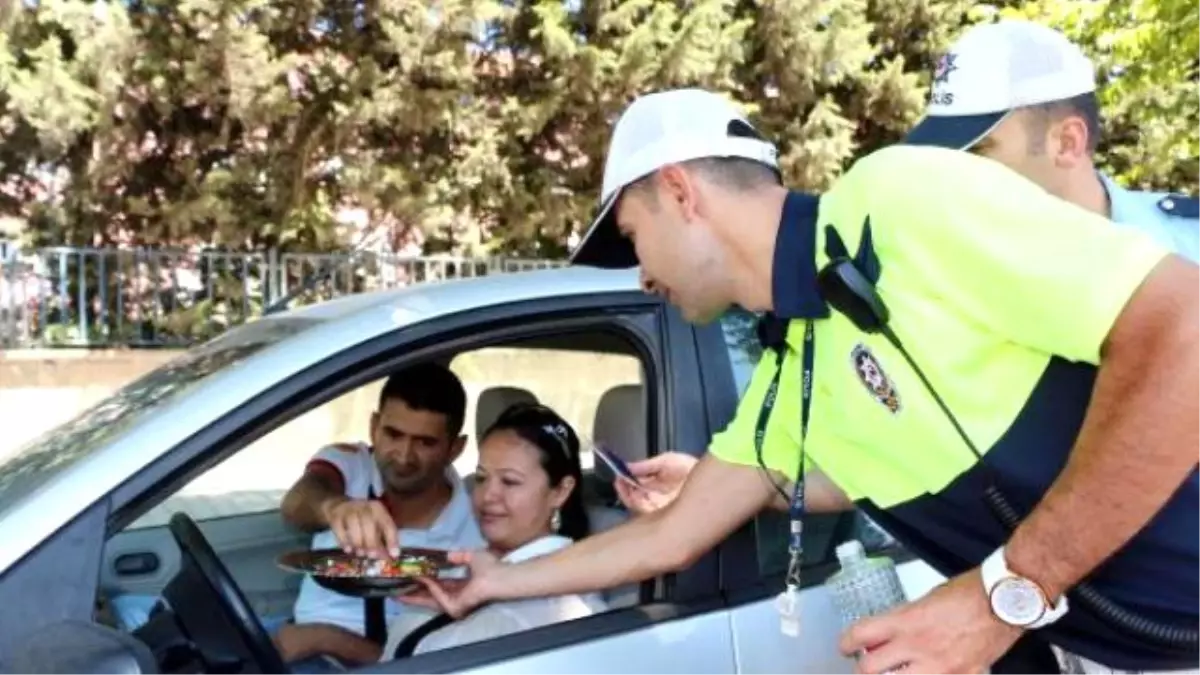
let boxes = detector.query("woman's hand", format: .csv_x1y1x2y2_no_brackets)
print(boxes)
614,451,699,516
398,550,504,619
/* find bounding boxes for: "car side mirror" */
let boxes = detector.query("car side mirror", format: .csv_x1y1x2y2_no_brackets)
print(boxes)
4,619,158,674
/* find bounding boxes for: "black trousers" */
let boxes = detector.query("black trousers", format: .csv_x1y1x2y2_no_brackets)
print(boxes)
993,634,1070,667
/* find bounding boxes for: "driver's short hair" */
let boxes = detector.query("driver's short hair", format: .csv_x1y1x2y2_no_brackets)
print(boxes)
379,363,467,437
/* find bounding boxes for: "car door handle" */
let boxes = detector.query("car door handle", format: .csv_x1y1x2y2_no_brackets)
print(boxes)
113,552,160,577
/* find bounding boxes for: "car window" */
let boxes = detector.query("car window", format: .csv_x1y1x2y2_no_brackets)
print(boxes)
127,374,379,528
129,337,647,529
0,316,322,515
717,308,899,579
718,306,763,397
450,343,645,473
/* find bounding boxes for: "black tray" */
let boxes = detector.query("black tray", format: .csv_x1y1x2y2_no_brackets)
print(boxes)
277,547,458,599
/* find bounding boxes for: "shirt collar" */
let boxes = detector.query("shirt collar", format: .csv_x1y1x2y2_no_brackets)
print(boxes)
1097,172,1134,223
770,191,830,320
501,535,573,564
382,466,477,540
424,468,476,539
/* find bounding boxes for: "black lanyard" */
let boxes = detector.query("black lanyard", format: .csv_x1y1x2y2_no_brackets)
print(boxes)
752,320,815,589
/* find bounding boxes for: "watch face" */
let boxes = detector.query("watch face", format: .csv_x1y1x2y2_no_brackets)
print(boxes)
990,577,1046,626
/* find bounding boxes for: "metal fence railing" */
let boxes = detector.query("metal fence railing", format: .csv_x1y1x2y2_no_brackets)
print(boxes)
0,246,565,348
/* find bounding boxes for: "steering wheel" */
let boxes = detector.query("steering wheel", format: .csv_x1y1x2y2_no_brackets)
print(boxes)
167,512,288,673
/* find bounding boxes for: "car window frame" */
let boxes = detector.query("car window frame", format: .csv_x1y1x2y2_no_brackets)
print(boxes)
119,332,653,531
715,305,764,399
0,499,110,659
107,293,652,528
86,290,729,673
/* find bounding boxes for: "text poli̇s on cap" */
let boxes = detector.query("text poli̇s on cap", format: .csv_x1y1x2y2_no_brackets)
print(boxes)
905,19,1096,151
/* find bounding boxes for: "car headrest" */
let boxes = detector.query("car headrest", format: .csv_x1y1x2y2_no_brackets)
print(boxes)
475,386,538,441
591,384,646,483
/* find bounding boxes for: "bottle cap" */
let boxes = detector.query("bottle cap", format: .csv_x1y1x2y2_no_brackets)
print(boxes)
836,539,866,564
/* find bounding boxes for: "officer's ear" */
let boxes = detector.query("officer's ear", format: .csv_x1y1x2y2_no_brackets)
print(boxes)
1051,114,1092,168
657,163,703,225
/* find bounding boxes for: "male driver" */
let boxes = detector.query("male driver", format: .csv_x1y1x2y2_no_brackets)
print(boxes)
274,362,484,667
906,19,1198,261
403,89,1198,674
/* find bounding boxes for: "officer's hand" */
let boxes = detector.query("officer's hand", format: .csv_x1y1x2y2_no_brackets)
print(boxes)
399,550,503,619
614,451,698,516
838,568,1022,674
322,497,400,558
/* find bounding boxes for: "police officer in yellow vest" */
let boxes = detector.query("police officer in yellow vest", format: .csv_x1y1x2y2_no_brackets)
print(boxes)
398,89,1200,674
905,19,1198,262
608,19,1200,591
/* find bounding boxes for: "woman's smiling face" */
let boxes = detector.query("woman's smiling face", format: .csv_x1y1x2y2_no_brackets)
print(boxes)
472,428,574,555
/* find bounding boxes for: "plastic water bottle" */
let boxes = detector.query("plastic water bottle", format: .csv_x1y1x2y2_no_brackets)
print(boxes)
825,539,908,628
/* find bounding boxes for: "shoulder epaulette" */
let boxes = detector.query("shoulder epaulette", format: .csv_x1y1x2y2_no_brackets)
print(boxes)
1156,195,1199,219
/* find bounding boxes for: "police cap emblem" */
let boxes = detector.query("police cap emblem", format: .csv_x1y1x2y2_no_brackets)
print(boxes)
933,53,958,84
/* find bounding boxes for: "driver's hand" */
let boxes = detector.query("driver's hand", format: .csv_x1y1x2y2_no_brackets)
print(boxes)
614,451,698,516
322,498,399,558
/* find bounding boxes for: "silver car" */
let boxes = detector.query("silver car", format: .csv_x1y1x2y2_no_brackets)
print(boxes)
0,266,944,674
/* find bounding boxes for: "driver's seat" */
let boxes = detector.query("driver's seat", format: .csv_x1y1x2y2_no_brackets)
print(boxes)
588,383,647,608
474,386,538,440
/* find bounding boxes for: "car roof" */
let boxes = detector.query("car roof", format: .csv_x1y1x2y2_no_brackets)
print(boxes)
273,265,641,324
0,265,644,574
196,265,643,363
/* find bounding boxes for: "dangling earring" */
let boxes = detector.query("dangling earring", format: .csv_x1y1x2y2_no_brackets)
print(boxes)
550,508,562,532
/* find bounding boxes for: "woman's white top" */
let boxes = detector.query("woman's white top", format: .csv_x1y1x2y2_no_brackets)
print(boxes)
381,535,607,659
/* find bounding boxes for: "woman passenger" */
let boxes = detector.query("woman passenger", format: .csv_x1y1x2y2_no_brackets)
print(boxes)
382,402,605,657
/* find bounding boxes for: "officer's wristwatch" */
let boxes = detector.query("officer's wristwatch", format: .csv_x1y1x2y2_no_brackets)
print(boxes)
981,546,1069,629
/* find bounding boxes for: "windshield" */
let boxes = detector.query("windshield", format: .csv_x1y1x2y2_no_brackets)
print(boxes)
0,316,324,509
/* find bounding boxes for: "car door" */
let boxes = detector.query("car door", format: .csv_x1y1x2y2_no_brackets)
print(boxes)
101,508,312,629
698,308,948,674
372,298,737,674
100,372,388,631
89,288,736,675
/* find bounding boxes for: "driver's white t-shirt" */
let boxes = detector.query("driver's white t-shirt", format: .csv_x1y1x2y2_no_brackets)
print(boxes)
291,442,484,634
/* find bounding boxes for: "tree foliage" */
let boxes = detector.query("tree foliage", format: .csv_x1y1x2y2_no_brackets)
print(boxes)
1,0,1195,258
1001,0,1199,191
